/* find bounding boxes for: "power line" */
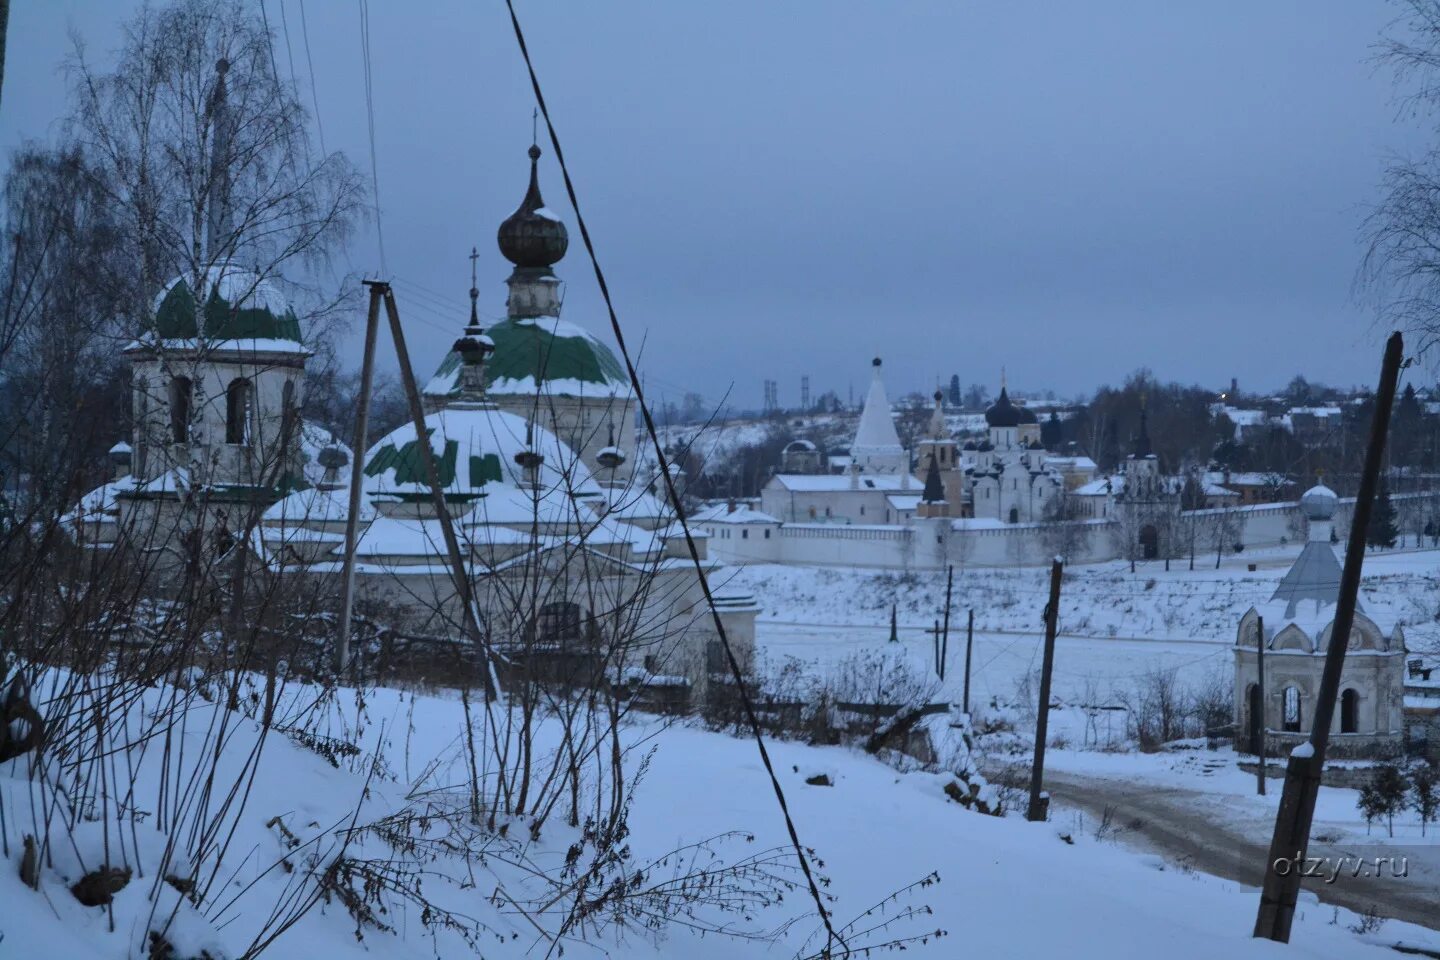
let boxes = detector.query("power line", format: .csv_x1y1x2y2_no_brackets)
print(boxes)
357,0,386,275
501,3,842,949
298,0,327,157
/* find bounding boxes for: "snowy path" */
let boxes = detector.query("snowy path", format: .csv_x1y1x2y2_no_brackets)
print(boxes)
1043,767,1440,931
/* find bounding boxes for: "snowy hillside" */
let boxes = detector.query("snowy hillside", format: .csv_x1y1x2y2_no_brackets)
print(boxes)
3,672,1435,959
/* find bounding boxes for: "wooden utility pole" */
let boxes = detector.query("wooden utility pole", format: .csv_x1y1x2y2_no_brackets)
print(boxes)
1254,332,1404,943
1255,613,1266,797
962,608,974,715
380,285,498,699
939,565,953,683
1028,557,1064,822
335,283,383,673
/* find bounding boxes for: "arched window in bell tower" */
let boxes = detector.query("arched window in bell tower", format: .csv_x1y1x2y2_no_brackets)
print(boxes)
169,376,193,444
226,378,253,444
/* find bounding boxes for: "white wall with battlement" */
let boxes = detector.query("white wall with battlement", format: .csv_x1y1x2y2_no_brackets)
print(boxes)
698,492,1440,570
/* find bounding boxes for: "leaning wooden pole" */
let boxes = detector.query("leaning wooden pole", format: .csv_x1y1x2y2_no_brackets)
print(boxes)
940,564,953,683
1254,332,1403,943
1028,557,1064,822
380,286,497,699
962,608,974,715
335,282,383,673
1255,612,1266,797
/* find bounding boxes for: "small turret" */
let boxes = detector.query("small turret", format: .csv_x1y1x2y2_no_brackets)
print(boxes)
513,419,545,486
452,248,496,403
108,442,133,481
596,421,626,473
317,444,349,490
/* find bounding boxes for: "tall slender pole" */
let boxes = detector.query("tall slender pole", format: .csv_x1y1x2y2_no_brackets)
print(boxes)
335,282,383,673
1255,332,1404,942
381,286,497,699
932,619,941,677
1256,613,1266,797
939,565,953,683
1028,557,1064,822
963,608,974,715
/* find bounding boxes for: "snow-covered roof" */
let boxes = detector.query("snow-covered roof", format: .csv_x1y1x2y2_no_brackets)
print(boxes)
124,336,312,356
1043,455,1097,472
64,476,138,525
769,473,916,492
1213,471,1292,488
690,503,778,524
263,485,373,525
423,316,632,400
1269,539,1345,620
364,404,601,502
130,468,192,497
885,494,922,511
593,483,670,523
1072,473,1237,499
1218,406,1267,426
150,262,302,343
1072,477,1115,497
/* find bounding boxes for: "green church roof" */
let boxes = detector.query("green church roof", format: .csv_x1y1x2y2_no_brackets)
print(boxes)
152,266,302,342
424,316,629,400
365,431,503,501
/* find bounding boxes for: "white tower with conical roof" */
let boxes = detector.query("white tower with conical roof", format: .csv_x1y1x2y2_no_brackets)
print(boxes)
850,358,905,475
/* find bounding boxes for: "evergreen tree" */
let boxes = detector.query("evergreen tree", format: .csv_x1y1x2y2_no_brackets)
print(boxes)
1358,780,1387,835
1370,477,1400,549
1041,412,1064,449
948,374,962,407
1393,384,1424,467
1373,763,1410,837
1412,763,1440,837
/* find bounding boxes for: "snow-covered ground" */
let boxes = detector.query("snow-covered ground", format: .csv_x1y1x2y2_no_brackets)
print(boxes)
758,621,1226,745
7,547,1438,957
727,546,1440,651
5,675,1438,959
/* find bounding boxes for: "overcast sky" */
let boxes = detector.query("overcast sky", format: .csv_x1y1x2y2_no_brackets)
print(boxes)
2,1,1430,410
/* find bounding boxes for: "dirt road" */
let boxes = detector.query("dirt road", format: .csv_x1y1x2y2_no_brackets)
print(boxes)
1042,768,1440,933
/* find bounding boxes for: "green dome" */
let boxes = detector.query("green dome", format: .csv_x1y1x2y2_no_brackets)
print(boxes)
152,265,302,342
424,316,629,401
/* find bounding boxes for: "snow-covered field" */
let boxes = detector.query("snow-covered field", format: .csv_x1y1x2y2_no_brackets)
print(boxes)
727,546,1440,651
725,546,1440,750
5,675,1438,959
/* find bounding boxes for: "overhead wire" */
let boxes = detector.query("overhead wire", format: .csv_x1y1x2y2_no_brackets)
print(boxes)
358,0,386,275
500,2,842,950
298,0,328,157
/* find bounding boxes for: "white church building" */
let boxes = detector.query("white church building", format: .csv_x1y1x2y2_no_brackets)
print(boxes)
66,69,755,704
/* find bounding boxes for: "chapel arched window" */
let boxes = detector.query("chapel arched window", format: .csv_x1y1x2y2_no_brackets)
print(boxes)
226,378,253,445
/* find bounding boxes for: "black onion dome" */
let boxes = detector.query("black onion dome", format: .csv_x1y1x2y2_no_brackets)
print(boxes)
1018,406,1039,425
497,144,568,269
985,387,1022,427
